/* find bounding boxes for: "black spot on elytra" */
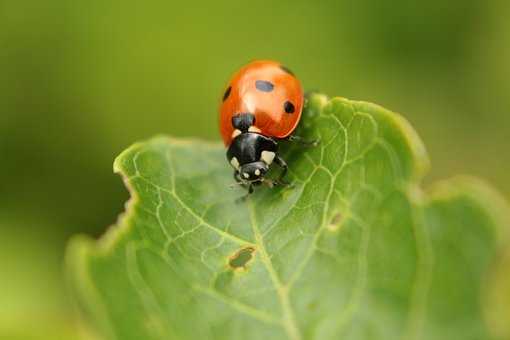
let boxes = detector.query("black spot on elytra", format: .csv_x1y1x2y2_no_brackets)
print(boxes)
255,80,274,92
222,86,232,101
284,101,295,114
229,247,256,269
279,65,295,76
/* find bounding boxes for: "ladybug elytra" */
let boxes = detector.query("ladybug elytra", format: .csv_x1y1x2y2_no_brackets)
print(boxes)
219,60,316,199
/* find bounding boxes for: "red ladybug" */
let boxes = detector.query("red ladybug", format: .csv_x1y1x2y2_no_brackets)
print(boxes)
219,60,316,198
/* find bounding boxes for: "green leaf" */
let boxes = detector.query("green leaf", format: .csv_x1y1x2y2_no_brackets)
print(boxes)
67,94,510,340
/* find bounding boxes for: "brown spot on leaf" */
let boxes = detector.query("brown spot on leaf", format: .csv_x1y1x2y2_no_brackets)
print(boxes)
331,213,342,224
327,212,343,231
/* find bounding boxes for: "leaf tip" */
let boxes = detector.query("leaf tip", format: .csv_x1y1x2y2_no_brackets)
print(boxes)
351,99,431,181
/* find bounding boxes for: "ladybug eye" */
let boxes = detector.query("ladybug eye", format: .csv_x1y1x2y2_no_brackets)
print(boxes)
284,101,295,114
223,86,232,102
255,80,274,92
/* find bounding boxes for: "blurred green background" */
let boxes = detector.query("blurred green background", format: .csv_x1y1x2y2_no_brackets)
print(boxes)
1,0,509,338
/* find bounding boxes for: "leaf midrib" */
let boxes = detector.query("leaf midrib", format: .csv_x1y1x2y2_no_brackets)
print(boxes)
248,199,302,340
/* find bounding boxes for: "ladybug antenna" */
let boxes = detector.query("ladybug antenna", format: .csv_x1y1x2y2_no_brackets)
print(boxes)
229,181,244,188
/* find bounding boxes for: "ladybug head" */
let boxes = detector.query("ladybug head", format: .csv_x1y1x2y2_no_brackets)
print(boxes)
239,161,268,183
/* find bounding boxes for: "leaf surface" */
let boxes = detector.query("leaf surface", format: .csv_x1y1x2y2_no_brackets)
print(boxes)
67,94,510,340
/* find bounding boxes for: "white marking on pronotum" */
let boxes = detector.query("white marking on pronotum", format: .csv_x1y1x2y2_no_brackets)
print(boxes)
254,169,261,176
230,157,240,170
232,129,242,138
243,173,250,179
248,126,261,133
261,151,276,165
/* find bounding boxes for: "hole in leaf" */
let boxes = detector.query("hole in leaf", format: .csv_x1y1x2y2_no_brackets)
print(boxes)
327,212,343,232
229,246,256,269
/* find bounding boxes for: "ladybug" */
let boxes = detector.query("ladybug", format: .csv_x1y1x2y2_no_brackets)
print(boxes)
219,60,316,198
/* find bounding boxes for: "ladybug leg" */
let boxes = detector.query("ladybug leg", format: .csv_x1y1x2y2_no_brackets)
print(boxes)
233,171,242,184
235,183,254,203
287,135,320,147
272,155,291,186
